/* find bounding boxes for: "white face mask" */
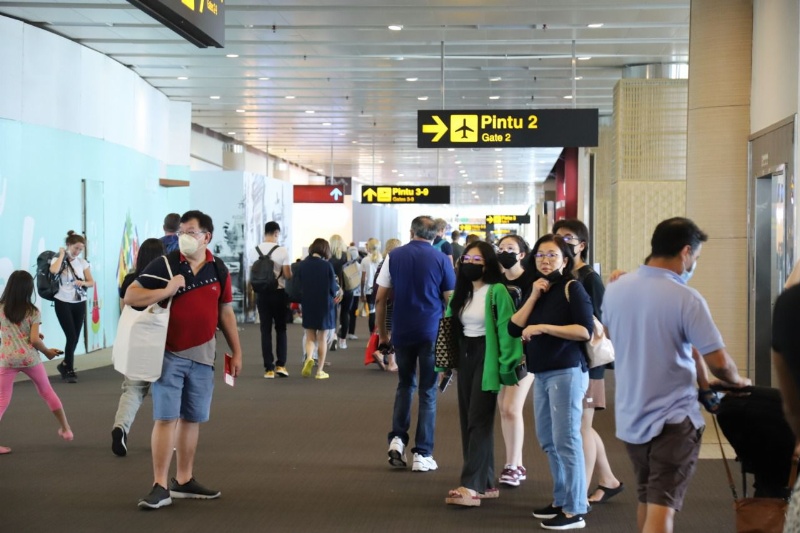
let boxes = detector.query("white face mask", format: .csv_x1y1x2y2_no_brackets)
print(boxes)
179,234,200,255
681,258,697,283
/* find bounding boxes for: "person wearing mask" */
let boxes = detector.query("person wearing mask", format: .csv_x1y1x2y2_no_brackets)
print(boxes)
111,238,165,456
509,234,593,530
495,234,536,488
443,241,523,506
50,230,95,384
552,219,623,505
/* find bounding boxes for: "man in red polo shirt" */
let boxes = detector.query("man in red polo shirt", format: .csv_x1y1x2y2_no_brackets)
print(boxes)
125,210,243,510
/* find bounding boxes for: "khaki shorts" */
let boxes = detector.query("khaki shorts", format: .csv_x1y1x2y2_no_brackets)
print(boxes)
625,418,703,511
583,378,606,410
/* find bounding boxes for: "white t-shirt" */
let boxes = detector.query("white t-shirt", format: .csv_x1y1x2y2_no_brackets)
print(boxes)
255,242,291,289
360,254,381,295
460,285,488,337
52,255,91,303
376,255,392,288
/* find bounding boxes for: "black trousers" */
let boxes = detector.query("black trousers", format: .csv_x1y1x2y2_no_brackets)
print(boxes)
256,289,288,370
54,299,85,370
338,289,354,339
457,335,497,493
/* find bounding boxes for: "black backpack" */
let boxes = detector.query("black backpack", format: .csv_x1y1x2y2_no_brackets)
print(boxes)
250,245,281,293
284,261,303,303
36,251,64,301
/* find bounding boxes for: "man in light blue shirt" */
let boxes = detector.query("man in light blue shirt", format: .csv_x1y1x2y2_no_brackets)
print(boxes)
602,217,749,533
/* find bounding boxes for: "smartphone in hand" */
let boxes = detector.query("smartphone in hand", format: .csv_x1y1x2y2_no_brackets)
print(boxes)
439,370,453,393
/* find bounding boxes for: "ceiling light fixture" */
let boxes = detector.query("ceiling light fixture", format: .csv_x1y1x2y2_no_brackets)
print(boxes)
563,95,573,99
388,24,403,31
406,77,418,82
417,96,428,101
228,131,236,135
495,148,503,152
322,122,331,126
226,54,239,58
573,76,583,80
490,77,502,82
177,76,188,80
285,95,295,99
259,77,270,80
391,169,398,173
306,110,315,113
489,96,500,100
578,56,592,61
236,109,245,113
587,23,604,28
447,148,455,151
209,95,220,99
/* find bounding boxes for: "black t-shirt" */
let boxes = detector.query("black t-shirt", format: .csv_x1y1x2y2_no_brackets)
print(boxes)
503,268,537,310
119,272,144,311
773,284,800,390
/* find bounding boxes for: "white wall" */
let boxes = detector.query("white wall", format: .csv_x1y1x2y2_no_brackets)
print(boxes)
292,198,355,259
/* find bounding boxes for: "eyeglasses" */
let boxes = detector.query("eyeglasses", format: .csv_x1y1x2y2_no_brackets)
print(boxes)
461,255,485,264
533,252,562,261
177,230,207,237
558,234,581,244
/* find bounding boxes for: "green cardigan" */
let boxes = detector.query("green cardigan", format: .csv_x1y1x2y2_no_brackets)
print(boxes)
444,283,524,393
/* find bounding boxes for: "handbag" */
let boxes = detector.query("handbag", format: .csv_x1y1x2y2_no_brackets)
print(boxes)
342,260,361,291
434,316,458,369
565,281,615,368
713,416,797,533
112,257,173,382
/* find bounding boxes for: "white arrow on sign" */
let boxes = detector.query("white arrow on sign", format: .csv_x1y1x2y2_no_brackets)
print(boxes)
330,188,343,201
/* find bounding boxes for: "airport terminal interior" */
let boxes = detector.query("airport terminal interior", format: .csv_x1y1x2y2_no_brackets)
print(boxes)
2,0,800,531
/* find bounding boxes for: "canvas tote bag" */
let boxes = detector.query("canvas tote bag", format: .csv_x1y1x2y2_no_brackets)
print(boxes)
564,280,615,368
113,257,174,382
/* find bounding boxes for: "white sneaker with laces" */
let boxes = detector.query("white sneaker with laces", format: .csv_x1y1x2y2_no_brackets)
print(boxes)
388,436,406,468
411,453,438,472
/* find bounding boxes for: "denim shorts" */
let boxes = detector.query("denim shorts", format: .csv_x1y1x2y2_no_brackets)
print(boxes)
152,352,214,423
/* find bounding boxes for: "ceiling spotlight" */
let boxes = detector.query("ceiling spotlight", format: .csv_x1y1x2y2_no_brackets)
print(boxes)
259,77,270,80
489,96,500,100
455,160,461,164
406,77,418,82
226,54,239,58
391,169,398,173
563,95,574,99
495,148,503,152
462,174,468,178
578,56,592,61
236,109,245,113
285,95,295,99
177,76,188,80
418,96,429,101
322,122,331,126
398,173,404,177
227,132,236,135
499,190,505,194
489,77,502,82
306,110,315,113
587,23,604,28
352,140,358,144
447,148,455,151
209,95,221,99
573,76,584,80
388,24,403,31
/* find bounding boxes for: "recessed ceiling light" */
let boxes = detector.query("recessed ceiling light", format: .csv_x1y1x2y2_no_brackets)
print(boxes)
398,173,404,177
306,110,315,114
209,95,220,99
378,160,385,164
406,77,418,82
498,176,504,180
495,148,503,151
418,96,428,101
587,23,604,28
499,190,505,194
459,170,466,174
455,160,461,164
352,140,358,144
578,56,592,61
391,169,398,173
466,181,472,184
489,96,500,100
472,190,477,194
396,56,405,61
285,95,295,99
236,109,245,113
388,24,403,31
228,131,236,135
259,77,270,80
177,76,188,80
462,174,469,178
563,95,573,99
226,54,239,58
447,148,455,151
573,76,584,80
489,77,502,82
322,122,331,126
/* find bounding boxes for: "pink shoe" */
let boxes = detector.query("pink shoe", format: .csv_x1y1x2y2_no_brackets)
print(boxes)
0,445,11,454
58,428,74,441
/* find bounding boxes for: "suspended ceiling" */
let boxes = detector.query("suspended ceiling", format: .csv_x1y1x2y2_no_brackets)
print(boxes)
0,0,690,206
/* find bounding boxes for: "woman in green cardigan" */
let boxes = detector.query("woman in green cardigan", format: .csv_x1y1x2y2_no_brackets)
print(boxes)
443,241,524,507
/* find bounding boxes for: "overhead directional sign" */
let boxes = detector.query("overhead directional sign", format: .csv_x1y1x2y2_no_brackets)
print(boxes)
459,223,487,232
418,109,598,148
127,0,225,48
294,185,345,203
361,186,450,204
486,214,531,225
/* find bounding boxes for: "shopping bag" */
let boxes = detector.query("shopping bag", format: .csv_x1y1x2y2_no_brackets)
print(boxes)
364,331,380,366
434,316,458,369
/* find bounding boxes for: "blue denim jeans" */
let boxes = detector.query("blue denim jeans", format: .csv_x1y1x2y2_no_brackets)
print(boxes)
533,366,589,515
388,341,437,456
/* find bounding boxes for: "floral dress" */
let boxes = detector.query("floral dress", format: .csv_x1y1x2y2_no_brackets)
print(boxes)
0,306,41,368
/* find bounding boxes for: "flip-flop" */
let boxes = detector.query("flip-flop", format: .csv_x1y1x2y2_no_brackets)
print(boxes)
588,482,624,503
445,487,481,507
372,351,387,371
301,358,315,378
0,446,11,454
477,488,499,499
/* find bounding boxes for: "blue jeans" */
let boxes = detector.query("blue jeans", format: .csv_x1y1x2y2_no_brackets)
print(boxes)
389,341,437,456
533,366,589,515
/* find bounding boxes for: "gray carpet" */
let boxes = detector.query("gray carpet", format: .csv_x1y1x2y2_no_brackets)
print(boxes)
0,321,737,532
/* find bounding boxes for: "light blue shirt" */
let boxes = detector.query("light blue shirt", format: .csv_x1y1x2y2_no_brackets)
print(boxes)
602,265,725,444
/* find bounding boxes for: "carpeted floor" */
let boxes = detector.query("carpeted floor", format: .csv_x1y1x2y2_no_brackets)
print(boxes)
0,321,738,532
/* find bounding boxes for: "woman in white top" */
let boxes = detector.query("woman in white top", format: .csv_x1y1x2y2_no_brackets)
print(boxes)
359,238,382,334
49,230,94,383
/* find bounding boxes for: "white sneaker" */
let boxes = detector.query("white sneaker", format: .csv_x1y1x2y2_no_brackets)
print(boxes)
348,334,359,340
411,453,438,472
338,338,347,350
388,437,406,468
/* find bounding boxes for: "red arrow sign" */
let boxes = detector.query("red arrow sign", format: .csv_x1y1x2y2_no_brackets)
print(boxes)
293,185,345,203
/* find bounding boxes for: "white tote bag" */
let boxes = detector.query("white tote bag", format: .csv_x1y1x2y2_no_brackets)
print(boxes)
112,257,173,382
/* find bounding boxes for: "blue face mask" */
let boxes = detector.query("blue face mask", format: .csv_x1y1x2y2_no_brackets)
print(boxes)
680,260,697,283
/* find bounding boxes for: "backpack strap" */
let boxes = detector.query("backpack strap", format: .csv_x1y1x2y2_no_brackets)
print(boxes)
256,244,283,280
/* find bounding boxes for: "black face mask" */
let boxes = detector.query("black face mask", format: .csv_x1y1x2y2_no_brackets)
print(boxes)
497,252,519,269
460,263,484,282
544,270,563,283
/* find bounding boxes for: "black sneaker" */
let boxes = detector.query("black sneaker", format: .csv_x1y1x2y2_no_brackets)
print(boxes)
168,477,221,499
138,483,172,510
532,503,562,519
541,513,586,530
111,427,127,457
56,362,68,380
65,370,78,384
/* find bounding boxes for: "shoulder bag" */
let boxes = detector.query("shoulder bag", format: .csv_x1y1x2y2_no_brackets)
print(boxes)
112,256,173,382
434,316,458,370
565,280,615,368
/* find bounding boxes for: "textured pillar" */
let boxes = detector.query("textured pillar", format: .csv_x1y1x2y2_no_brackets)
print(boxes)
686,0,752,369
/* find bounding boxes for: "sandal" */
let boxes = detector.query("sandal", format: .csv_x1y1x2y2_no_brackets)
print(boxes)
0,446,11,454
372,351,387,371
588,482,624,503
445,486,480,507
478,488,499,499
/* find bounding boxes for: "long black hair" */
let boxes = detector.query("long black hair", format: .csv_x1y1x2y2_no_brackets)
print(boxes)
0,270,36,324
135,238,166,274
530,234,576,281
449,241,504,321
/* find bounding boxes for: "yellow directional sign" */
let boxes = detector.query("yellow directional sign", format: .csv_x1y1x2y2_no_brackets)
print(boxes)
459,223,486,232
361,185,450,204
451,115,479,143
486,214,531,225
421,115,448,142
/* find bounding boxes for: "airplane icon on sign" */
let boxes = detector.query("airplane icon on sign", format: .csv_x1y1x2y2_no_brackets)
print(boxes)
454,120,474,139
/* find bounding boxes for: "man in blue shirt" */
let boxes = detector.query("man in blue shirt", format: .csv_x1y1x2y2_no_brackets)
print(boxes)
159,213,180,254
375,216,455,472
602,217,749,533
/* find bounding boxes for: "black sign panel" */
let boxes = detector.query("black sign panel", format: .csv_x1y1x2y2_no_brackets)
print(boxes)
324,176,352,196
361,186,450,204
418,109,598,148
128,0,225,48
486,215,531,225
